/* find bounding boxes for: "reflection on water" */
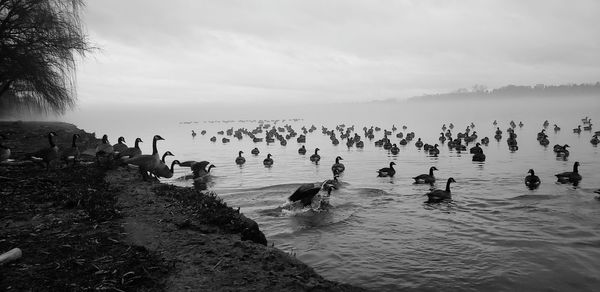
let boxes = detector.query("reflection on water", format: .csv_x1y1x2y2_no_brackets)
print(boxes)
64,96,600,291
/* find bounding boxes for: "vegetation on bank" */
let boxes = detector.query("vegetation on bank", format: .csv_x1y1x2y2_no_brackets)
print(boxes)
410,82,600,102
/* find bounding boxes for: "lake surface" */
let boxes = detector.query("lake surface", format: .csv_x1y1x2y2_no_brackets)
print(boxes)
65,96,600,291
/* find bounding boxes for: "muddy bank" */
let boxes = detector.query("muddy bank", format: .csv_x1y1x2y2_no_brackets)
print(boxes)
0,121,366,291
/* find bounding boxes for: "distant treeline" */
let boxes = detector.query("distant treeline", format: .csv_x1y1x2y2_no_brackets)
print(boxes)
411,82,600,101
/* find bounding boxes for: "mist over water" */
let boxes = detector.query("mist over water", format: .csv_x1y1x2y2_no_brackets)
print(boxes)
61,96,600,291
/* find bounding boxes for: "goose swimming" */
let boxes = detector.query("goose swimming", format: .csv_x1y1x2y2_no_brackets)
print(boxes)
377,162,396,177
235,151,246,165
555,161,581,183
310,148,321,162
525,169,541,189
426,177,456,203
331,156,345,175
413,166,437,184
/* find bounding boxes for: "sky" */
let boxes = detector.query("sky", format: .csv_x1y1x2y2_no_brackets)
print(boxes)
76,0,600,107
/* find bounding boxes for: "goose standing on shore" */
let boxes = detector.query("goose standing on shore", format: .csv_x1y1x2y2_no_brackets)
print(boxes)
263,153,273,166
95,134,114,163
525,169,541,189
331,156,345,175
112,137,128,155
117,138,143,160
555,161,581,183
426,177,456,203
413,166,438,184
310,148,321,162
235,151,246,165
28,132,59,169
124,135,165,180
0,141,9,162
377,162,396,177
62,134,81,166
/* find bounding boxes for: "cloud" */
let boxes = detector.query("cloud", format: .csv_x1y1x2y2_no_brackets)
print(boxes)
77,0,600,105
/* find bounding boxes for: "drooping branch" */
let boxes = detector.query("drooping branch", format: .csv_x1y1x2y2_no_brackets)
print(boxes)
0,0,92,117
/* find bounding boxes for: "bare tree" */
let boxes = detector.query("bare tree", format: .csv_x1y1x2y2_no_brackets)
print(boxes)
0,0,91,116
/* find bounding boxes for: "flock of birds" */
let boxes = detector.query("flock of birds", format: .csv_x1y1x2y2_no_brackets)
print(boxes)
1,116,598,206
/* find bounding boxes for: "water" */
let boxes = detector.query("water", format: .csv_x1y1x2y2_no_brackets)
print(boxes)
64,96,600,291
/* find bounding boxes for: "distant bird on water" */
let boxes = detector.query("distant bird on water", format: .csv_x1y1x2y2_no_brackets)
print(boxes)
310,148,321,162
263,153,273,166
235,150,246,165
525,169,541,189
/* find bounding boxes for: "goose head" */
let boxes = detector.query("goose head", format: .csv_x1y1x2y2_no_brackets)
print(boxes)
118,136,126,144
528,169,535,175
153,135,165,141
101,134,109,144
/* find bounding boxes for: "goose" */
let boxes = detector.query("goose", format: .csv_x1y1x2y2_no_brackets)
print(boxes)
331,156,345,175
95,134,114,162
390,144,399,155
519,122,524,127
591,135,599,145
112,137,128,154
415,138,423,148
553,124,561,131
554,144,569,157
555,161,581,183
289,182,332,207
191,130,197,138
179,160,212,177
469,142,483,154
251,147,260,155
116,138,143,160
426,177,456,203
583,124,593,131
153,160,180,179
0,141,9,162
210,136,217,142
61,133,81,166
146,150,174,179
263,153,274,166
235,151,246,165
413,166,437,184
439,133,446,142
472,152,486,162
28,132,59,169
539,135,549,146
543,120,549,128
525,169,541,189
124,135,165,181
377,162,396,177
298,145,307,155
573,125,581,133
429,144,440,155
310,148,321,162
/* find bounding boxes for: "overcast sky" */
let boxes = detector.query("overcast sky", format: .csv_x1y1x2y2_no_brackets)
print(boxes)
76,0,600,107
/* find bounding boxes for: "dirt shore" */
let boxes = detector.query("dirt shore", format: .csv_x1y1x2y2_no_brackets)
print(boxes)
0,121,366,291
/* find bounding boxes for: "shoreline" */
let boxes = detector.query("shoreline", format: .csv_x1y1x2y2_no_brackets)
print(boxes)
0,121,366,291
